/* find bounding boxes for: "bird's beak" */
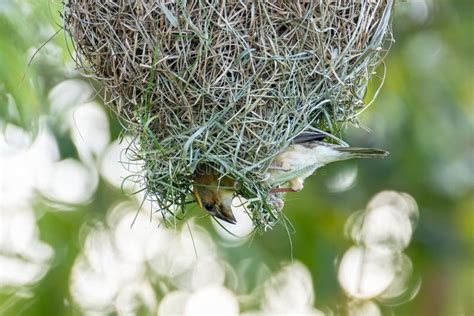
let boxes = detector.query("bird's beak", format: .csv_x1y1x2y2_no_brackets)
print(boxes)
215,205,237,224
193,186,203,209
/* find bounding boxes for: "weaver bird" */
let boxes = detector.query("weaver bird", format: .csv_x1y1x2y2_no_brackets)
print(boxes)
193,132,388,223
193,165,237,224
265,132,388,192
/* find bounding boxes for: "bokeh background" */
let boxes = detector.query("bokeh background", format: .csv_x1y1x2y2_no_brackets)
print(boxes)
0,0,472,315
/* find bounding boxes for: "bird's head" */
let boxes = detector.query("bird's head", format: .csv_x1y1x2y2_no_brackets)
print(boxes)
193,166,237,224
193,186,236,224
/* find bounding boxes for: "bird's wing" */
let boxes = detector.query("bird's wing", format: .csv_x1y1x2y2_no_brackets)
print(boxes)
293,132,327,144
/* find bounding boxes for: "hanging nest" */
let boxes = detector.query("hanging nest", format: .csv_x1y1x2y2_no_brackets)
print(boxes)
63,0,394,229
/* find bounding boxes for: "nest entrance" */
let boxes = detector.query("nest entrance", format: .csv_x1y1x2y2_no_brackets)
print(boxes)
64,0,394,229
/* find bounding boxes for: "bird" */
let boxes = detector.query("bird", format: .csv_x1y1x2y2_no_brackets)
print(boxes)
193,132,388,224
266,132,389,192
193,165,237,224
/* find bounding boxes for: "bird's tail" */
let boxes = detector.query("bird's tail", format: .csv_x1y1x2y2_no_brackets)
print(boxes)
335,147,389,159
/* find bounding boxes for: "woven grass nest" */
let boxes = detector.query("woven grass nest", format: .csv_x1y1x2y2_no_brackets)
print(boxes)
64,0,394,229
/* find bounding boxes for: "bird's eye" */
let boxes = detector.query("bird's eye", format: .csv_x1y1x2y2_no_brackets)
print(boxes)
204,203,214,211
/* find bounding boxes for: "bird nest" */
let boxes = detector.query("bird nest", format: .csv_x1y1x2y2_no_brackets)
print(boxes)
63,0,394,229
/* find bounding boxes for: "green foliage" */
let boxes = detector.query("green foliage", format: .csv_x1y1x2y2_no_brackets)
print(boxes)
0,0,472,315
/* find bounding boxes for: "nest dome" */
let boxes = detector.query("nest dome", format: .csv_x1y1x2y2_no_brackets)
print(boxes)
64,0,394,228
